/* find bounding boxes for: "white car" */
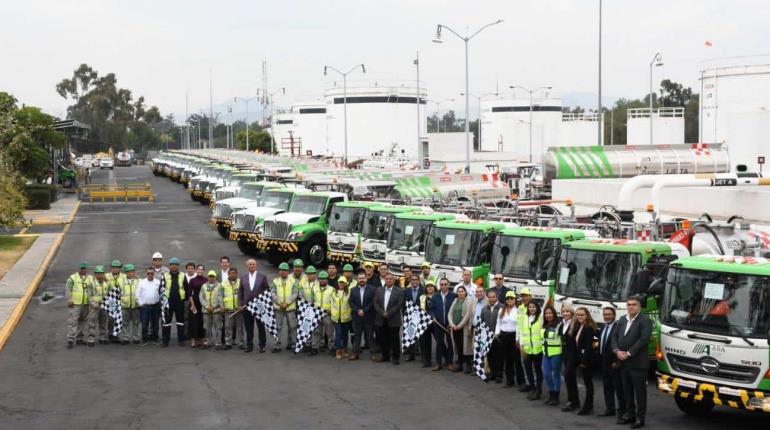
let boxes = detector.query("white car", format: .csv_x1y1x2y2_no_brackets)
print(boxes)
99,158,114,170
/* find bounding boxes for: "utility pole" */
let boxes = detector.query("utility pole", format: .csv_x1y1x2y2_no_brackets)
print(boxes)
209,70,214,149
415,52,422,166
598,0,603,145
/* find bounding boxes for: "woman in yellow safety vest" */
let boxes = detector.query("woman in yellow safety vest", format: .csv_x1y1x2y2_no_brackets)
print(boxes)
519,301,544,400
541,305,563,406
330,276,352,359
418,280,436,367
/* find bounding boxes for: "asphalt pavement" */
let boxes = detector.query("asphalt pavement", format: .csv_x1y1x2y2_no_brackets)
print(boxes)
0,165,766,429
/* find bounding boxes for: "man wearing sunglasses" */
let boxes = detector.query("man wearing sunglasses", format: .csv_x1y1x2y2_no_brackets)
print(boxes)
489,273,510,303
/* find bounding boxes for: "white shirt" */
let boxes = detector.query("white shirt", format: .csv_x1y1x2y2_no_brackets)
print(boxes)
383,287,393,310
185,273,196,283
601,322,615,353
454,282,475,296
248,271,257,291
495,308,518,335
359,285,366,303
221,269,229,281
624,313,637,336
561,319,572,335
136,278,160,305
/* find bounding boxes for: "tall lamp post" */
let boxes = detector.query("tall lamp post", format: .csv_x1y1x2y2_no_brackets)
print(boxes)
509,85,552,163
460,92,498,151
649,52,663,145
324,64,365,166
433,19,503,173
234,96,258,151
258,87,286,154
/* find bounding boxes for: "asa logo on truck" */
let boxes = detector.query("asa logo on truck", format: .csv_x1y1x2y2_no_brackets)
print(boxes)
692,343,725,356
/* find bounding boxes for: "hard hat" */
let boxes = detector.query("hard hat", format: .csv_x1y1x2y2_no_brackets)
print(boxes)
207,270,217,278
152,252,163,259
337,276,348,284
421,262,431,268
293,259,304,268
362,261,374,268
318,271,329,280
342,264,354,272
505,291,516,299
425,277,436,286
278,262,290,270
305,266,317,274
124,264,135,271
519,288,532,296
169,257,181,265
111,260,122,268
94,265,105,273
79,262,88,269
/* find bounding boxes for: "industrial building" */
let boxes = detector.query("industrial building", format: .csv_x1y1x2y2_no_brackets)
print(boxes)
272,101,327,157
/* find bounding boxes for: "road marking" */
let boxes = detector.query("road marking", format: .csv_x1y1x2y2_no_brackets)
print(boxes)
76,208,200,216
108,169,117,186
169,240,184,249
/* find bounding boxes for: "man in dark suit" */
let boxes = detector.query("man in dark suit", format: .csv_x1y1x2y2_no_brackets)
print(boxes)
373,273,404,364
349,272,378,361
481,289,503,382
402,274,425,361
428,277,456,371
611,296,652,429
598,307,625,418
238,258,269,353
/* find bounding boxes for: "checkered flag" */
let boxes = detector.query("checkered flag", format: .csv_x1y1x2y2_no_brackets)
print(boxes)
159,277,169,326
401,300,432,352
472,317,494,381
294,298,324,353
246,291,278,341
100,287,123,336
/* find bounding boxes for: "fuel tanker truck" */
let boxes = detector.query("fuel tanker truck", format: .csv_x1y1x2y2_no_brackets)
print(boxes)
392,173,510,203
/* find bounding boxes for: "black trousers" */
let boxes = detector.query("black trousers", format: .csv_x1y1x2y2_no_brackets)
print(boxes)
564,357,580,408
419,327,433,365
162,301,185,344
621,367,647,421
487,341,502,380
499,331,525,385
451,329,464,365
352,318,377,354
433,325,453,366
523,352,544,388
377,325,400,360
602,364,626,414
580,365,594,409
243,312,266,349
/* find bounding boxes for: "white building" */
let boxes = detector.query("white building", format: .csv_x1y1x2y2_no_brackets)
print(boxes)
626,107,685,145
271,101,327,156
325,85,427,160
700,58,770,172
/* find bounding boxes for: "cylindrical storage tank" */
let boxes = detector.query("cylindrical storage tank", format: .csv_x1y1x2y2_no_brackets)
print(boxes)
560,112,601,147
626,107,685,145
291,101,327,156
324,84,427,160
480,95,563,162
700,58,770,172
543,143,730,185
272,111,296,155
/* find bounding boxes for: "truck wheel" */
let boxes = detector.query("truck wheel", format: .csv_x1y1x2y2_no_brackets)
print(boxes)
237,239,257,255
199,198,209,206
216,224,230,239
190,193,199,202
674,395,714,416
266,249,284,267
301,236,327,268
62,177,74,189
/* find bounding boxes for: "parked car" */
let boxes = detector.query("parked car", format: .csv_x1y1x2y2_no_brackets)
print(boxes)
99,158,114,170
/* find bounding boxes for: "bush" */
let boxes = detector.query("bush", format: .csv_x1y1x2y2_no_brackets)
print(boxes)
25,189,51,209
24,184,58,203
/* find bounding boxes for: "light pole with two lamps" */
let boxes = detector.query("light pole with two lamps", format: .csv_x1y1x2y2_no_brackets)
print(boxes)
324,64,366,166
509,85,552,163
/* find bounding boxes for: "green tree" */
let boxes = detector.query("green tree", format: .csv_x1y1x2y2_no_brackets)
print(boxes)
235,129,273,153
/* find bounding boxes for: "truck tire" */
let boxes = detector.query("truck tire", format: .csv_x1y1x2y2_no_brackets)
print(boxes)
237,238,257,256
62,177,74,189
301,235,327,268
674,395,714,416
266,249,284,267
190,193,199,202
199,198,209,206
216,224,230,239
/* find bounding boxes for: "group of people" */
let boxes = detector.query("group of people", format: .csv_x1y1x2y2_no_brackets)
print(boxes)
65,255,651,428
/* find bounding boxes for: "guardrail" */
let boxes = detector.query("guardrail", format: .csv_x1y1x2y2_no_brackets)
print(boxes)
78,183,154,203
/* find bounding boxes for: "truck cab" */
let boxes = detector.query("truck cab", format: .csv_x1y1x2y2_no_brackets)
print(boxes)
327,201,382,265
229,188,297,254
261,191,348,267
211,173,259,203
425,220,506,289
490,227,598,305
657,255,770,415
210,181,285,239
385,212,465,277
360,205,427,266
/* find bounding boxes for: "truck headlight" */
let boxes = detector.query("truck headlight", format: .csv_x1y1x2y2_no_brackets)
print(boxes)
287,231,304,240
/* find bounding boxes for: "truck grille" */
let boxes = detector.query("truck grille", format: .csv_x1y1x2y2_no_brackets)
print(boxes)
264,220,290,240
234,214,256,232
213,204,232,219
362,249,385,262
189,179,200,189
668,354,760,384
329,242,356,252
216,190,235,200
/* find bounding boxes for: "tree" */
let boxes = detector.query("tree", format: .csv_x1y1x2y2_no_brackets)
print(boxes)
659,79,694,108
235,129,273,153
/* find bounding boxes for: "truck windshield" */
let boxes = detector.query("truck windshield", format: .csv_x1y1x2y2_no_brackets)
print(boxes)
425,227,485,267
329,206,366,233
492,236,559,280
556,249,640,301
661,268,770,338
362,211,392,241
290,196,327,215
239,185,263,200
261,191,292,210
389,219,432,252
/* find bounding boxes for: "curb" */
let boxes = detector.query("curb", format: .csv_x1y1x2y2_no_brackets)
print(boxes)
0,200,80,352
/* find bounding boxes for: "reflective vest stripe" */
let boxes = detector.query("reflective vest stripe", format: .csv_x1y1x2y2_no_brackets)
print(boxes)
69,274,90,305
120,279,139,308
163,273,186,300
221,279,240,310
542,326,562,356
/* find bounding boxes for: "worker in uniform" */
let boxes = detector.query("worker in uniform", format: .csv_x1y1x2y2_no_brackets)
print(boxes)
399,266,414,289
419,262,433,287
297,266,319,354
199,271,223,349
119,264,141,345
161,257,187,347
92,266,110,345
105,260,126,343
151,251,169,276
220,267,241,350
318,271,336,355
517,287,535,391
272,262,298,353
65,262,94,349
290,259,308,294
342,263,355,286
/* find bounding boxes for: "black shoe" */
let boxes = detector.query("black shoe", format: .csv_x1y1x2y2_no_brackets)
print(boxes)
422,363,431,368
310,348,319,356
617,416,634,425
161,343,169,348
215,345,224,350
244,346,253,353
562,403,577,412
495,378,503,384
87,341,95,347
630,420,645,429
76,339,85,345
133,340,141,345
121,340,129,345
259,347,266,353
598,409,616,417
178,340,185,347
405,355,415,362
272,347,281,353
66,341,74,349
519,385,532,393
238,344,244,350
98,340,108,345
526,390,536,400
392,358,400,365
504,383,514,388
223,345,232,350
577,407,593,416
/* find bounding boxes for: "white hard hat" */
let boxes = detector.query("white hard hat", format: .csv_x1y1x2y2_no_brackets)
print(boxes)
152,252,163,259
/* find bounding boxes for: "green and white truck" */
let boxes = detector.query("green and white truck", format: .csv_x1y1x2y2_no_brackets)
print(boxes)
326,201,382,265
210,181,285,239
229,188,298,255
385,211,465,276
425,219,507,289
657,254,770,415
260,191,348,267
360,204,427,266
490,227,598,305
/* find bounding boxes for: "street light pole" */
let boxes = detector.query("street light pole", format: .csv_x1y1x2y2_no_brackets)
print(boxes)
598,0,603,146
324,64,366,166
509,85,552,163
433,19,503,173
234,96,258,151
258,87,286,155
649,52,663,145
460,92,497,151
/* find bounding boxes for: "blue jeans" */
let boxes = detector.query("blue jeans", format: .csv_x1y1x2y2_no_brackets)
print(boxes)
140,304,160,341
334,322,351,350
542,354,562,392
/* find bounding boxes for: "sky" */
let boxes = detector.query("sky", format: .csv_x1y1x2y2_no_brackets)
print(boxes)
2,0,769,122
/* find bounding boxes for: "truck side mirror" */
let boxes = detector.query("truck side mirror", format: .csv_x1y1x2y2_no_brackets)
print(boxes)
538,271,548,282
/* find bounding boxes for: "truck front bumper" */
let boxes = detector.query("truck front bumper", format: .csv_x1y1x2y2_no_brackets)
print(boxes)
327,251,359,263
260,239,299,253
657,372,770,412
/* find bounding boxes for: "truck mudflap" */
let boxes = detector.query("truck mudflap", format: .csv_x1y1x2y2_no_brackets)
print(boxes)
657,373,770,412
327,251,359,263
260,239,299,253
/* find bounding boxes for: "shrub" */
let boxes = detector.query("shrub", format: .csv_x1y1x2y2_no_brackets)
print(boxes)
25,189,51,210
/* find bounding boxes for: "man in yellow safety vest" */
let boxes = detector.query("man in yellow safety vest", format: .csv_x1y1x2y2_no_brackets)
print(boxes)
271,262,298,353
65,262,95,349
119,264,141,345
220,267,242,350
